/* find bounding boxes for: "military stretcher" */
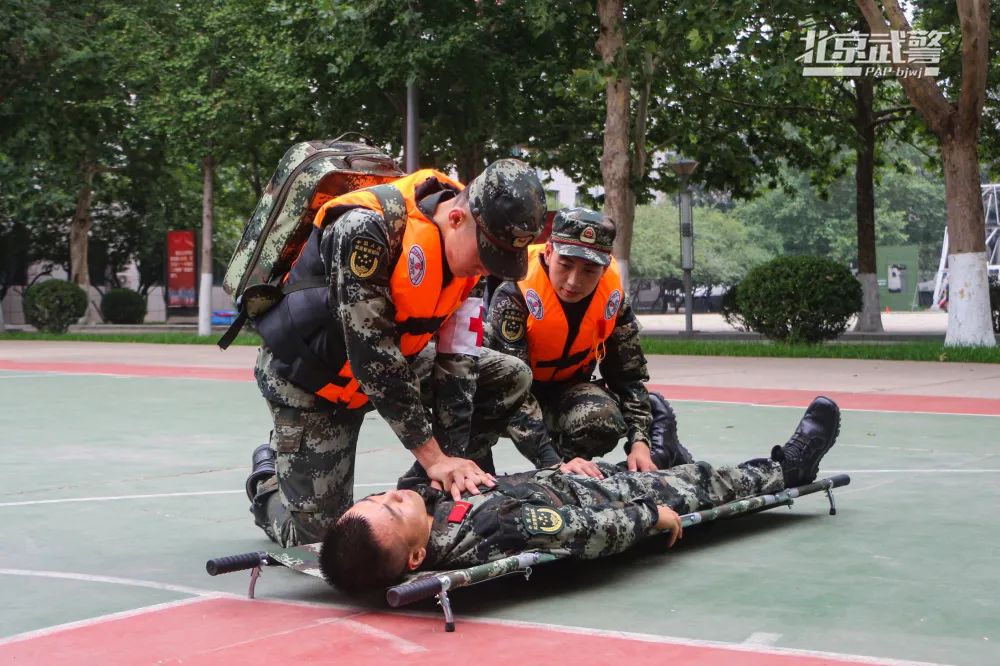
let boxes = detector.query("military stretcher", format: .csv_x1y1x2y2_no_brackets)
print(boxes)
206,473,850,631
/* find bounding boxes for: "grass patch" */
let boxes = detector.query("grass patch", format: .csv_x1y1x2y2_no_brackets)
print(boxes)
640,338,1000,363
2,329,998,363
0,330,262,346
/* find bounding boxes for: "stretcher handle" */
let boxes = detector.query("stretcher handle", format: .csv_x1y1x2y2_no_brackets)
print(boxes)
206,551,270,576
386,575,445,607
827,474,851,489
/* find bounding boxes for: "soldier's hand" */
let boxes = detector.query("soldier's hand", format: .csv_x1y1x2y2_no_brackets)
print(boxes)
655,506,683,547
559,457,604,478
627,441,659,472
425,455,496,501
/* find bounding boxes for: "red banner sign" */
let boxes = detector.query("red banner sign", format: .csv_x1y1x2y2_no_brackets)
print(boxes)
166,230,197,308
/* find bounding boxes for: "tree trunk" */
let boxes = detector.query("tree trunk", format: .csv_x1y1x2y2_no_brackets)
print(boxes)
455,144,484,184
198,154,215,336
596,0,633,291
853,76,884,332
856,0,993,346
941,137,993,345
69,162,99,323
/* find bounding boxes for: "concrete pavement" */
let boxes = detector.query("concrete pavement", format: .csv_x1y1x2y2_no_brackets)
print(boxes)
636,310,958,340
1,339,998,401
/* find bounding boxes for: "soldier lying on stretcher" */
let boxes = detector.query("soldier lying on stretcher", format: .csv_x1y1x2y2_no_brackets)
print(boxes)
318,397,841,595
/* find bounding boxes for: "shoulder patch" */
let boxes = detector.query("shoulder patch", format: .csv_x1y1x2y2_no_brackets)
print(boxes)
524,289,544,320
522,505,564,535
604,289,622,320
408,245,426,286
348,237,385,280
499,308,526,342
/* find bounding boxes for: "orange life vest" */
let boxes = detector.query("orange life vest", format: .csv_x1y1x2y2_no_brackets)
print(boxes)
517,245,624,382
270,170,478,408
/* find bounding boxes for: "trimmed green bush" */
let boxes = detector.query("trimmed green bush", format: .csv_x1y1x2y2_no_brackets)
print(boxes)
101,288,147,325
23,280,88,333
735,255,862,343
720,283,748,332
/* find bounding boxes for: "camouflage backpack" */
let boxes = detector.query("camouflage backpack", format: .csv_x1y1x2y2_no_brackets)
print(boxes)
218,137,403,349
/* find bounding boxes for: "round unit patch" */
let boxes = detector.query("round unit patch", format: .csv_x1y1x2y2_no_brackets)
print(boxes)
525,289,544,320
408,245,426,286
521,505,564,535
604,289,622,320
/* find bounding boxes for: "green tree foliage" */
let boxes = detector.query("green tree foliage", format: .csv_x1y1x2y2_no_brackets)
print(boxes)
734,152,946,276
4,0,993,322
306,0,582,181
631,201,775,291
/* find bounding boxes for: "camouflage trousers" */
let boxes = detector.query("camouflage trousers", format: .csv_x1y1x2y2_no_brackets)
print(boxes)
589,459,784,515
508,381,628,463
253,345,531,547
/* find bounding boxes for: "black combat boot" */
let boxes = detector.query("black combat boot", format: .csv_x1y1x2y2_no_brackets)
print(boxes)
245,443,276,502
648,392,694,469
771,397,841,487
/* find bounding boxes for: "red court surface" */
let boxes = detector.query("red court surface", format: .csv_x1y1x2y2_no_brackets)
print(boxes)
3,358,998,416
0,597,925,666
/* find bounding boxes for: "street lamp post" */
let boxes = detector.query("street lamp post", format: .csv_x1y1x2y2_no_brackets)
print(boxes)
670,159,699,335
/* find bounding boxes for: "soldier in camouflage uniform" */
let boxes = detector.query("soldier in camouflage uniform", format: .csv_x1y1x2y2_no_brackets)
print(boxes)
319,397,841,593
485,208,690,474
246,160,547,548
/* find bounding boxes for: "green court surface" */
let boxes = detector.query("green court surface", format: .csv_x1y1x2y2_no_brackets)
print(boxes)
1,368,997,665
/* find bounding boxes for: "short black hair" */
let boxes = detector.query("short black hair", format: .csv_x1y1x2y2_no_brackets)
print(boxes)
318,514,406,595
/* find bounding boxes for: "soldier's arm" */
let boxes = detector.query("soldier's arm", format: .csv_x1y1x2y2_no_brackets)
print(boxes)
599,295,653,447
527,497,661,559
430,297,483,456
484,284,563,467
484,283,530,365
322,208,433,449
508,395,564,467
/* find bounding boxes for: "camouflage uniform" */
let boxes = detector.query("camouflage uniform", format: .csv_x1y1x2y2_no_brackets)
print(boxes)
421,458,783,569
485,210,652,464
255,343,531,546
253,161,545,547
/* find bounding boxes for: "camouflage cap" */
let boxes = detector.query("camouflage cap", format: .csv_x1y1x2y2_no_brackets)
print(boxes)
550,207,616,266
466,158,546,281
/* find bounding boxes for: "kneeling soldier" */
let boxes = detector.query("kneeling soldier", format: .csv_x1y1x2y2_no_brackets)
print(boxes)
485,208,692,473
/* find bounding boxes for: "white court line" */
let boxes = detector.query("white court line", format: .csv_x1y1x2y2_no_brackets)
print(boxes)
339,617,427,654
826,469,1000,473
0,482,396,508
742,631,782,646
0,490,243,507
188,611,424,658
0,569,949,665
0,569,221,597
0,596,216,648
446,614,951,666
4,469,999,508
